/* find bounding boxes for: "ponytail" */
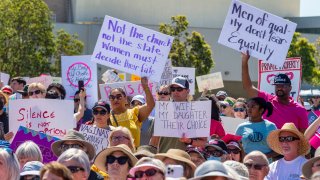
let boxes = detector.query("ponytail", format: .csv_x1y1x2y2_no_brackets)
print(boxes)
265,102,273,117
249,97,273,117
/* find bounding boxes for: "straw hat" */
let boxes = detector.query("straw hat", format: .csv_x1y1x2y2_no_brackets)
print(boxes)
94,144,138,173
302,147,320,179
154,149,196,172
51,130,96,160
267,123,310,156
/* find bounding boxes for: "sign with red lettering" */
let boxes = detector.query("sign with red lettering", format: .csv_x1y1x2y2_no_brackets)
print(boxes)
258,57,301,101
62,55,98,108
99,81,157,101
9,99,75,138
91,15,174,82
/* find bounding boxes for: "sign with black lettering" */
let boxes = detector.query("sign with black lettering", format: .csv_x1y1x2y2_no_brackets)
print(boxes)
154,101,211,138
91,15,174,82
172,67,195,95
218,0,296,67
258,57,301,101
79,124,110,154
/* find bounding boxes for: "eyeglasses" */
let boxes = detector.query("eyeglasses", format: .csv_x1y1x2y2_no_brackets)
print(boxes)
74,98,80,103
106,155,129,165
278,136,300,142
109,94,123,101
207,150,224,157
67,166,85,173
227,148,240,154
158,91,170,96
22,176,40,180
134,169,161,178
93,109,108,115
244,163,267,170
28,90,42,96
60,144,84,151
111,136,130,142
234,108,245,112
170,87,184,92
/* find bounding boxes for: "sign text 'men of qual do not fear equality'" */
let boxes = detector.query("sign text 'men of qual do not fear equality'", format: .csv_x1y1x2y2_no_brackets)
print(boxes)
218,0,297,67
91,15,174,82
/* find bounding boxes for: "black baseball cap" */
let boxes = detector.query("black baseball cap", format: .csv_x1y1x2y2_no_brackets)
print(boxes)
272,74,291,85
92,101,110,112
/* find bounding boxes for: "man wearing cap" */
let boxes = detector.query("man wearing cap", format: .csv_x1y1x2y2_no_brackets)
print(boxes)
158,76,207,153
265,123,310,180
216,90,228,101
242,53,308,132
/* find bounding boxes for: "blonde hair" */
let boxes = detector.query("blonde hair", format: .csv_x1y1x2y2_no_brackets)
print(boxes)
109,126,136,152
40,162,73,180
28,82,46,93
0,91,8,105
0,148,20,180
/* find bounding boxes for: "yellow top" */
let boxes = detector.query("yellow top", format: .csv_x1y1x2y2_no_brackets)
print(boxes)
91,164,109,180
110,106,141,147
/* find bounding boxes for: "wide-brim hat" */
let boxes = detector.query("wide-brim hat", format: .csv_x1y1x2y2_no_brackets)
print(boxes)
94,144,138,173
302,147,320,179
267,123,310,156
189,160,236,180
154,149,196,172
51,130,96,161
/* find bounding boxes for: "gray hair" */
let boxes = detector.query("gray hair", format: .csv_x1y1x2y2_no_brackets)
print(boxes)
57,148,90,174
109,126,135,152
243,151,269,166
223,160,249,179
0,149,20,180
16,141,43,162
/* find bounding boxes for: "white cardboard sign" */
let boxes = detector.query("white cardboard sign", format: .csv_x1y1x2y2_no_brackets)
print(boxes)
91,15,174,82
62,55,98,108
158,59,173,88
258,57,302,101
0,72,10,85
196,72,224,92
221,116,248,134
9,99,74,138
172,67,195,95
218,0,297,67
154,101,211,138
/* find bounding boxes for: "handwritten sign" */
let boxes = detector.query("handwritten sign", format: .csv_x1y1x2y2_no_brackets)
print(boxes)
159,59,173,88
79,124,111,154
154,101,211,138
62,55,98,108
9,99,74,138
11,126,60,163
27,76,53,88
308,111,319,125
258,57,301,101
0,72,10,85
172,67,195,95
99,81,157,101
91,15,174,82
221,116,248,134
196,72,224,92
218,0,297,67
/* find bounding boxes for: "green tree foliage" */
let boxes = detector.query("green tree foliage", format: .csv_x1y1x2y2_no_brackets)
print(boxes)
288,32,320,85
0,0,83,77
159,15,214,76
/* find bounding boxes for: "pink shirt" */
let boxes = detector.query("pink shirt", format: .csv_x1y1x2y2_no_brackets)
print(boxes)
258,91,308,130
210,120,226,138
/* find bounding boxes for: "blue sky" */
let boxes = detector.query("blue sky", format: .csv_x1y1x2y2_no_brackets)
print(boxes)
300,0,320,17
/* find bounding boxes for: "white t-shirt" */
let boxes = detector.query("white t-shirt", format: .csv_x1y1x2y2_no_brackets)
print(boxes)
265,156,307,180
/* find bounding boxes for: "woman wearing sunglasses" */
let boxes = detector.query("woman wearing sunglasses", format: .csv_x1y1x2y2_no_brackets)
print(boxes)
109,126,136,152
94,144,138,180
233,101,247,119
85,101,114,130
28,83,46,99
129,157,165,180
109,77,155,147
235,97,278,159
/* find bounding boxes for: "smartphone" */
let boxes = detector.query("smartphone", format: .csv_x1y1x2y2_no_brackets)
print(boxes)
78,80,84,91
165,165,184,178
0,122,5,140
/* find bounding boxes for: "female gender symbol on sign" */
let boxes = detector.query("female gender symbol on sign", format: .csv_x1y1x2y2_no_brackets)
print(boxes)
66,62,92,87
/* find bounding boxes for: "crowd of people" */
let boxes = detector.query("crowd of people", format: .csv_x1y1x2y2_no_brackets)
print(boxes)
0,53,319,180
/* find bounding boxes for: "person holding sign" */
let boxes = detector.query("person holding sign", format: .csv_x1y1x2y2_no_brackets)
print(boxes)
109,77,155,147
85,101,113,131
241,52,308,133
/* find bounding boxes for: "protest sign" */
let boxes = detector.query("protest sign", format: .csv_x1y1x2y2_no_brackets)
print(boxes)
154,101,211,138
11,126,60,163
79,124,111,154
221,116,248,134
218,0,297,67
308,111,319,125
196,72,224,92
9,99,74,138
172,67,195,95
158,59,173,88
0,72,10,85
27,76,53,88
91,15,174,82
258,57,301,101
62,55,98,108
99,81,157,101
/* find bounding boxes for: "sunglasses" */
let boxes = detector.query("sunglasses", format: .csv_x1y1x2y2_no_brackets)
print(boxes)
207,150,224,157
227,148,240,154
134,168,161,178
244,163,267,170
74,98,80,103
234,108,245,112
220,104,228,109
111,136,130,142
170,87,185,92
278,136,300,142
106,155,129,165
21,176,40,180
28,90,42,96
67,166,85,173
60,144,84,151
93,109,108,115
158,91,170,96
109,94,123,101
